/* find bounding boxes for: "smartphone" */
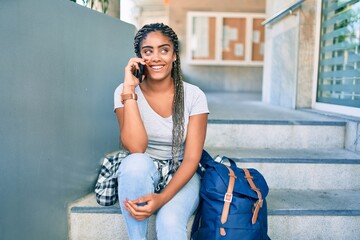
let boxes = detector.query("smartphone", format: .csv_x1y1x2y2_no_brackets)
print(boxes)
133,63,145,83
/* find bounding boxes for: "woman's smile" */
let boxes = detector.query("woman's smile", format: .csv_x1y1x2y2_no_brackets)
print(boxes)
150,65,165,71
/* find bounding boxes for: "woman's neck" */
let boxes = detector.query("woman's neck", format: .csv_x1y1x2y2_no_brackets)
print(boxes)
140,77,174,95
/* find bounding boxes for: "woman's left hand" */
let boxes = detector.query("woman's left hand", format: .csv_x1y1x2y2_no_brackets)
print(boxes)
123,193,165,221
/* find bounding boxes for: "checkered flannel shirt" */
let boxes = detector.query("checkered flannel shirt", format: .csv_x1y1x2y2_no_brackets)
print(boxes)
94,150,177,206
94,150,129,206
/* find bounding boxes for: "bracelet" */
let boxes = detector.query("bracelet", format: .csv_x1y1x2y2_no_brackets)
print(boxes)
121,93,138,104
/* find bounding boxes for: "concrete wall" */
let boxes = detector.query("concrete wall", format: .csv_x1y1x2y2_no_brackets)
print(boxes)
346,122,360,152
168,0,266,93
262,0,318,109
296,1,317,108
0,0,134,239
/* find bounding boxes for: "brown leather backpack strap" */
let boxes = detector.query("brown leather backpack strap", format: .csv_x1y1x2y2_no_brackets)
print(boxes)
220,166,237,236
243,168,263,224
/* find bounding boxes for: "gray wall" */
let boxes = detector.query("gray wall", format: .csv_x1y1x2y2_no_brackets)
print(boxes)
0,0,134,239
182,65,263,93
269,27,298,108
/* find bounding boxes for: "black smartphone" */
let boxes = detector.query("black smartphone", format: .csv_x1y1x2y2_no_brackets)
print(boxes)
134,63,145,83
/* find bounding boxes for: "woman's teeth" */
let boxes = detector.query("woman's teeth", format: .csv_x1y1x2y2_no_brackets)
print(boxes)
152,66,163,70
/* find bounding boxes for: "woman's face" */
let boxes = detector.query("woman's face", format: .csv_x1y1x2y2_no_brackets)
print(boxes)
139,31,176,82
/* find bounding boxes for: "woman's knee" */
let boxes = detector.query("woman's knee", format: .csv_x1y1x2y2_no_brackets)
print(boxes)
118,153,156,178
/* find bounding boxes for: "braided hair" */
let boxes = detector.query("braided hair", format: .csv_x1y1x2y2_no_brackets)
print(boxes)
134,23,184,172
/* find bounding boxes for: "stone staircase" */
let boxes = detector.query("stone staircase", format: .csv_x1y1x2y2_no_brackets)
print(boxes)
68,97,360,240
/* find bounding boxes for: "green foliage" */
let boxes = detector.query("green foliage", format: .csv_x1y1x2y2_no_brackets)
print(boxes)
334,3,360,44
78,0,110,14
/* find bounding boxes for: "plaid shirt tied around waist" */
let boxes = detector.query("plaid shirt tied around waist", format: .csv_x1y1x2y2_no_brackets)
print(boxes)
94,150,177,206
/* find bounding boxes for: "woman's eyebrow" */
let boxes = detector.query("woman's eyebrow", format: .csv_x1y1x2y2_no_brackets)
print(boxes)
142,44,171,49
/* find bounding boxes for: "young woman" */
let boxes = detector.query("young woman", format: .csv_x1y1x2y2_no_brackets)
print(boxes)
113,23,209,239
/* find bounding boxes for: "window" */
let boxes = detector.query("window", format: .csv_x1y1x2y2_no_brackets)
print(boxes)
317,0,360,108
187,12,266,66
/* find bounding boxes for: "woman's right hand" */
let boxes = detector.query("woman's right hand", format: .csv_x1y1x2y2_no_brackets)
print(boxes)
123,193,166,221
123,57,146,93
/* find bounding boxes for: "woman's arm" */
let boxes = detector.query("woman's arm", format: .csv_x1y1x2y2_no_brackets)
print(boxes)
159,113,208,203
124,113,208,220
115,58,148,153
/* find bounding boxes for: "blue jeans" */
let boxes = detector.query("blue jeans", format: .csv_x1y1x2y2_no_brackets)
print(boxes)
117,153,200,240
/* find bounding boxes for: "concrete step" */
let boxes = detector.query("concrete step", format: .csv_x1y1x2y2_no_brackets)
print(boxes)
267,189,360,240
68,194,194,240
68,189,360,240
206,147,360,190
205,97,348,149
205,119,346,149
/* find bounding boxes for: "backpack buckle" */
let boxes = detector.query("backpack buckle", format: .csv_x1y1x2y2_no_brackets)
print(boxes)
224,193,233,202
255,199,263,208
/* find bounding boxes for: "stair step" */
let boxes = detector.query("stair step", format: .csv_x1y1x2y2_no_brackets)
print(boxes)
206,97,345,123
69,189,360,240
267,189,360,216
68,194,194,240
205,147,360,190
206,147,360,164
70,190,360,216
205,119,346,149
267,190,360,240
205,97,347,149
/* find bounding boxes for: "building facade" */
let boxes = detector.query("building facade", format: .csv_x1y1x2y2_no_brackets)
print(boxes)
119,0,359,118
263,0,359,117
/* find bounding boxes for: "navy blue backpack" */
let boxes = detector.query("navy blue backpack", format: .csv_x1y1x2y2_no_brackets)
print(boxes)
192,150,270,240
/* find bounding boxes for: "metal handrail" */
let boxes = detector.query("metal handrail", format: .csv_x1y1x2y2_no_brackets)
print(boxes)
262,0,305,27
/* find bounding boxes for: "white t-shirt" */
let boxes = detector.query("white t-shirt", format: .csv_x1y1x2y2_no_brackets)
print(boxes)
114,82,209,160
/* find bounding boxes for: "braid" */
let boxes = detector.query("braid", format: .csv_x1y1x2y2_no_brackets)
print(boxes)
171,55,185,171
134,23,184,171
